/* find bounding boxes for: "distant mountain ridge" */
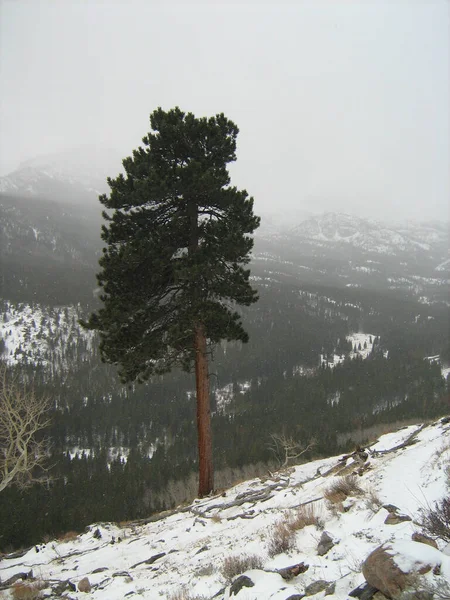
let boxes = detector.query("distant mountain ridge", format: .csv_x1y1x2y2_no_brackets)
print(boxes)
0,150,448,303
270,212,449,257
0,146,122,204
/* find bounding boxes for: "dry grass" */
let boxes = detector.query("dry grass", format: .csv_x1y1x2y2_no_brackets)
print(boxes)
266,504,322,557
12,582,44,600
210,514,222,524
167,590,208,600
324,476,363,504
419,496,450,543
445,464,450,490
58,530,79,542
267,517,296,557
364,489,383,514
221,553,264,581
289,504,321,531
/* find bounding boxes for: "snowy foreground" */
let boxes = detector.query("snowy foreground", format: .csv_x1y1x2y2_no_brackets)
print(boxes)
1,420,450,599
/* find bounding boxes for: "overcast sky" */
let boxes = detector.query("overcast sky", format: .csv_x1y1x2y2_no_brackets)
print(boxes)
0,0,448,221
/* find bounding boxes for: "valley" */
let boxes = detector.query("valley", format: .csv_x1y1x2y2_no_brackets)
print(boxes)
0,161,448,551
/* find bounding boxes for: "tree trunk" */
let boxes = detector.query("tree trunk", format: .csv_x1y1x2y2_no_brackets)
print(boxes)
195,322,214,497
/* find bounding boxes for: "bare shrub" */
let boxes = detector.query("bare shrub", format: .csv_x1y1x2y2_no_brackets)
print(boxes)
221,553,264,581
365,489,383,514
267,517,296,557
289,504,320,531
420,496,450,542
445,464,450,490
268,433,315,469
401,572,450,600
0,365,51,493
168,590,207,600
327,501,345,517
266,505,322,557
324,476,363,504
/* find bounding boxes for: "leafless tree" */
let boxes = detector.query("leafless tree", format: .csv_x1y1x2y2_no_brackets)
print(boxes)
269,433,316,469
0,365,51,493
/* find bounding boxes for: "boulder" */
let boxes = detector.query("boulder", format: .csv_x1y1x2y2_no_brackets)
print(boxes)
349,582,380,600
304,580,330,596
384,512,412,525
277,562,309,581
411,533,438,549
230,575,254,595
78,577,91,593
362,542,444,599
317,531,335,556
325,582,336,596
51,580,76,596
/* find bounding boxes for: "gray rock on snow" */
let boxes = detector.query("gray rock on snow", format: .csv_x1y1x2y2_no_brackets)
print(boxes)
317,531,335,556
230,575,255,595
304,580,330,596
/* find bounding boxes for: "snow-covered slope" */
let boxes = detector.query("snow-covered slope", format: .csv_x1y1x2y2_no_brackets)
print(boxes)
2,419,450,599
253,213,449,300
0,147,122,204
278,213,448,257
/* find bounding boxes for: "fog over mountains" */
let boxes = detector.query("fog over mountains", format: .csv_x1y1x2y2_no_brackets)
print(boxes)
0,147,122,205
1,147,448,307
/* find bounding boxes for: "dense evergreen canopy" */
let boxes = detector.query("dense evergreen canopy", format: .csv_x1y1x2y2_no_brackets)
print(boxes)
85,107,259,381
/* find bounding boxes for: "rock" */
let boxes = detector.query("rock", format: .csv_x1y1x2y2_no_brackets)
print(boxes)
305,580,329,596
93,528,102,539
317,531,335,556
440,416,450,424
383,504,400,513
325,582,336,596
78,577,91,593
411,533,438,549
277,562,309,580
51,580,77,595
349,582,382,600
230,575,254,595
131,552,166,569
92,567,109,573
112,571,132,578
286,596,305,600
363,544,409,597
362,542,439,599
384,512,412,525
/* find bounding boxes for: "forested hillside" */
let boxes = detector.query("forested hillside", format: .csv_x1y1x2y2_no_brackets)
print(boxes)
0,185,449,550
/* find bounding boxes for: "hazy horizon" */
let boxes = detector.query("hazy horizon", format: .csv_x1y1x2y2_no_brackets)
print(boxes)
0,1,448,222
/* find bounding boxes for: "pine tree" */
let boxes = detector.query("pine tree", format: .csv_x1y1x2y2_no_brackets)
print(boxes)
83,107,260,496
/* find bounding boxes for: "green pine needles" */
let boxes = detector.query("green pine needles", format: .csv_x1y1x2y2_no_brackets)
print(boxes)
85,107,259,382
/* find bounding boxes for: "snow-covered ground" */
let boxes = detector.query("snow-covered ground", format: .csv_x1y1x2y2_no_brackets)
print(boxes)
0,302,94,371
2,419,450,599
320,332,379,368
